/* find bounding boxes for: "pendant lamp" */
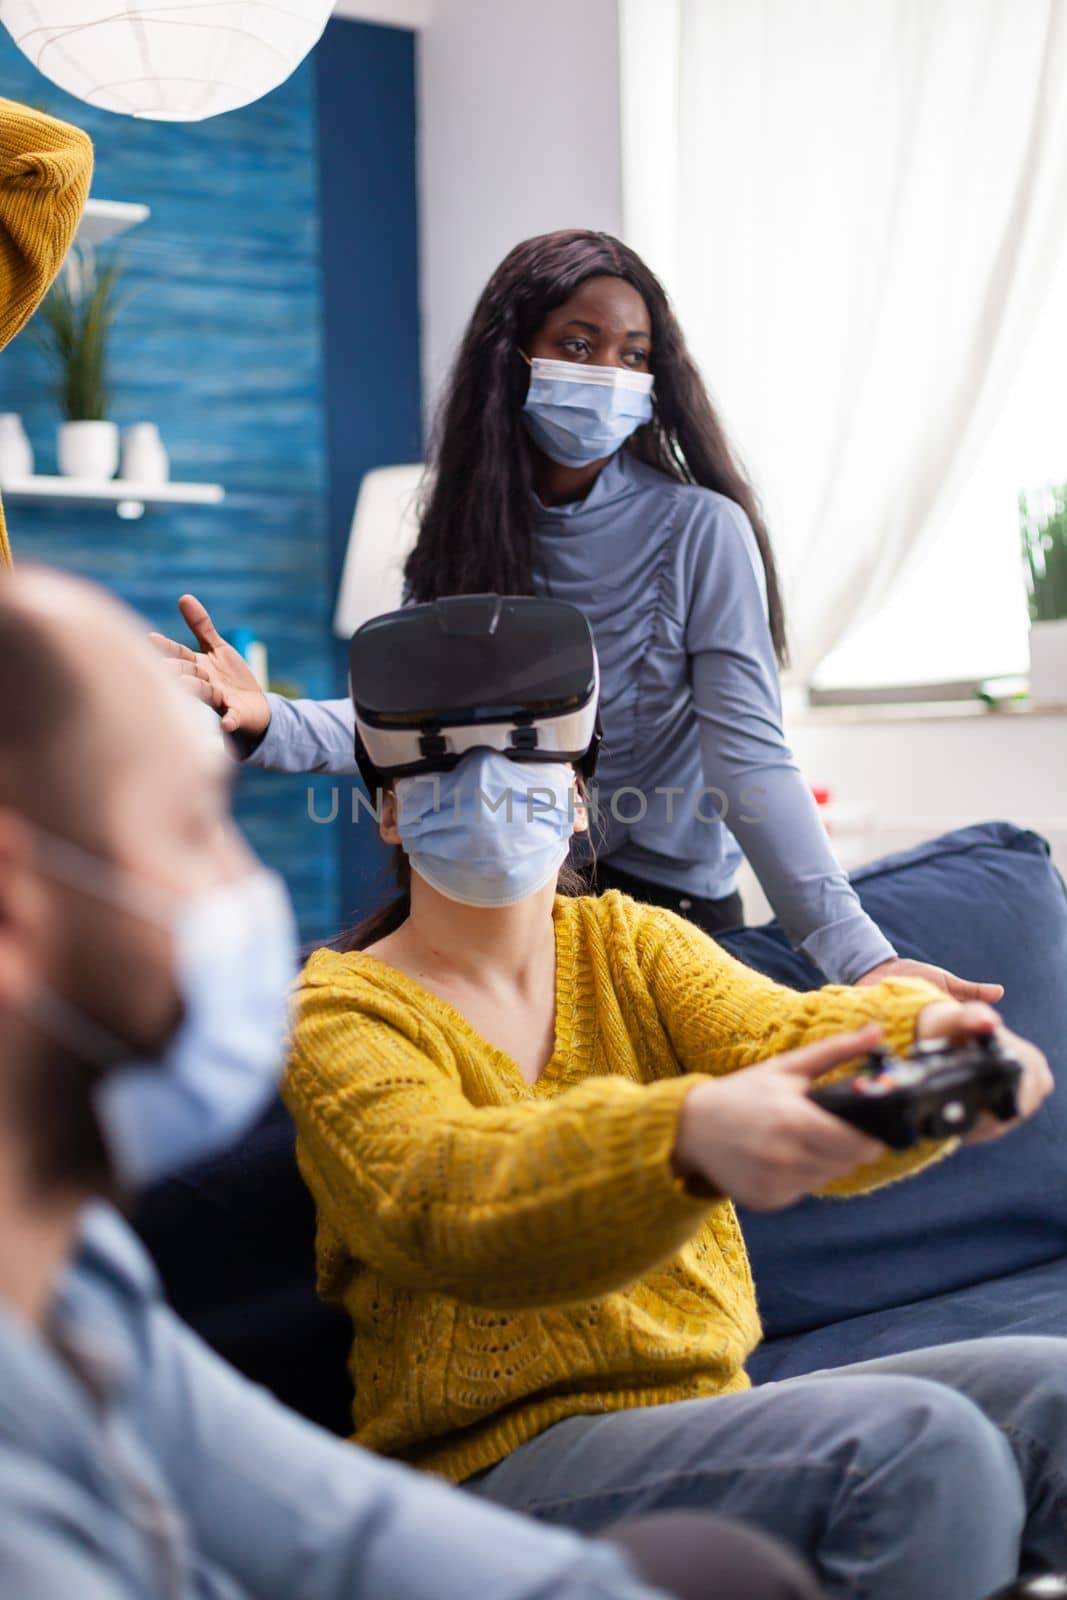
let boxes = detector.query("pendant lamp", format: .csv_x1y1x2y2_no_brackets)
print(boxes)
0,1,334,122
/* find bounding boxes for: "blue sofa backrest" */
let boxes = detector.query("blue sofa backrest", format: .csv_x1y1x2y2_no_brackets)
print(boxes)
719,822,1067,1339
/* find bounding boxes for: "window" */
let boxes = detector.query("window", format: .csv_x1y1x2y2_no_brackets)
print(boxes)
619,0,1067,695
813,302,1065,692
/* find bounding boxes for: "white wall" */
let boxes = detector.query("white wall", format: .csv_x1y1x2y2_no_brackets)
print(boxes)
790,710,1067,864
416,0,623,406
737,707,1067,923
332,0,432,27
332,0,625,412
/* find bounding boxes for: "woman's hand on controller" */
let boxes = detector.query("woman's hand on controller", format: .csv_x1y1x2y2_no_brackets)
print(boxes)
150,595,271,739
857,957,1003,1004
915,1000,1053,1144
672,1023,887,1211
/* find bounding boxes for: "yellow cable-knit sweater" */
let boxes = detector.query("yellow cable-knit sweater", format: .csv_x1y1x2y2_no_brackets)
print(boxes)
286,891,949,1484
0,100,94,568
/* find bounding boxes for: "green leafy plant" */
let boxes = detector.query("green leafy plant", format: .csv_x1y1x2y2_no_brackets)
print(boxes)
33,246,127,422
1019,485,1067,623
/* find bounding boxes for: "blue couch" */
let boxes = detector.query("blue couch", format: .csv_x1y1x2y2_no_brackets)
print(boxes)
133,821,1067,1435
727,822,1067,1382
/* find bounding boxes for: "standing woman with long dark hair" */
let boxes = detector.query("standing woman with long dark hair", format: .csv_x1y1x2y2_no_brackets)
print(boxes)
156,229,995,994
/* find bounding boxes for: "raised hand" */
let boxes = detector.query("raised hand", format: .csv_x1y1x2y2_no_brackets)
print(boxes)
150,594,271,739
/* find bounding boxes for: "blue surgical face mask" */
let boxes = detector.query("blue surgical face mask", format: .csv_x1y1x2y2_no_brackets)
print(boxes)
521,355,654,468
26,831,298,1190
395,751,577,908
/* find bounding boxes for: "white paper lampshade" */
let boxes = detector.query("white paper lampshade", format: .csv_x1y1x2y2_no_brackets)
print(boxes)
334,464,424,639
0,1,334,122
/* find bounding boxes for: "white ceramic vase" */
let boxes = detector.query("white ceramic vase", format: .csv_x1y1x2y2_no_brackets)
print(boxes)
0,412,33,478
58,420,119,481
121,422,169,484
1029,619,1067,707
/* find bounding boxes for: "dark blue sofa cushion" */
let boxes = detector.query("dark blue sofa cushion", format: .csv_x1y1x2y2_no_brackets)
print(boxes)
719,822,1067,1343
133,820,1067,1432
748,1254,1067,1384
133,1097,354,1435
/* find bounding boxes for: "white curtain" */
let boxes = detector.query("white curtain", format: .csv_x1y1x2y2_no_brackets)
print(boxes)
620,0,1067,679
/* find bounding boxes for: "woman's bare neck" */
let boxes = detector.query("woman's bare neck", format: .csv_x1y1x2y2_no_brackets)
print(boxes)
363,875,558,990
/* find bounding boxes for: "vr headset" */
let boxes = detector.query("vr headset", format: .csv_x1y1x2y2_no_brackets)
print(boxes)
349,594,602,796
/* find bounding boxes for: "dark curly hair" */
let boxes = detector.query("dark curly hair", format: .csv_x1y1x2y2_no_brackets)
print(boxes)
406,228,787,663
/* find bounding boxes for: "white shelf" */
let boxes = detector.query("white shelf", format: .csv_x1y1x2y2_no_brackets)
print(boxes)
75,199,150,249
0,475,224,518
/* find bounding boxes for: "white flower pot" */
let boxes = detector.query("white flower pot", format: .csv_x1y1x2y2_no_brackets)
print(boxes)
0,412,33,478
58,420,119,481
121,422,169,484
1028,618,1067,706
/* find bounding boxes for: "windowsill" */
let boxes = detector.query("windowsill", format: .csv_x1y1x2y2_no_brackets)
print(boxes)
794,697,1067,727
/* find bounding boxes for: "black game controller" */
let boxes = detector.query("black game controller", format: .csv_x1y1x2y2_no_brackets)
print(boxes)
809,1033,1023,1150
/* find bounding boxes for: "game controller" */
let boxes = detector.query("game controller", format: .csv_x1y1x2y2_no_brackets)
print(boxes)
809,1033,1023,1150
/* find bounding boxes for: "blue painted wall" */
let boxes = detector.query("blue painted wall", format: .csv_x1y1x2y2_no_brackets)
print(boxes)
315,19,423,930
0,18,422,943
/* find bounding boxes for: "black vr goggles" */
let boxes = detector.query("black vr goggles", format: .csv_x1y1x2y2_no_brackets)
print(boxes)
349,594,602,796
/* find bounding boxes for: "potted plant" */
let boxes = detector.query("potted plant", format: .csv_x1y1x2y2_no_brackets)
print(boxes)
34,245,126,480
1020,485,1067,705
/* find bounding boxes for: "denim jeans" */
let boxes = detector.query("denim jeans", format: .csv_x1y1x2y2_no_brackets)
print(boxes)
468,1337,1067,1600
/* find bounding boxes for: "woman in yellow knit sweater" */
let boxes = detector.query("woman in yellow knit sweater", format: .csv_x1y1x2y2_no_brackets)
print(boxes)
286,598,1064,1600
0,99,93,567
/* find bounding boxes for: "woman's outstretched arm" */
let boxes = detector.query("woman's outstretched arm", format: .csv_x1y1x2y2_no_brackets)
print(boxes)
635,899,1049,1197
285,951,716,1308
683,496,999,1003
151,593,360,773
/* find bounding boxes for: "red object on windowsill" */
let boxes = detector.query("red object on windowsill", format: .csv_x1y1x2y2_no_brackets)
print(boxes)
812,786,833,835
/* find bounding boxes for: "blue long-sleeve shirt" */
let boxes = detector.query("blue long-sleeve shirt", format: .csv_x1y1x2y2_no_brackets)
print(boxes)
246,451,894,984
0,1204,670,1600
